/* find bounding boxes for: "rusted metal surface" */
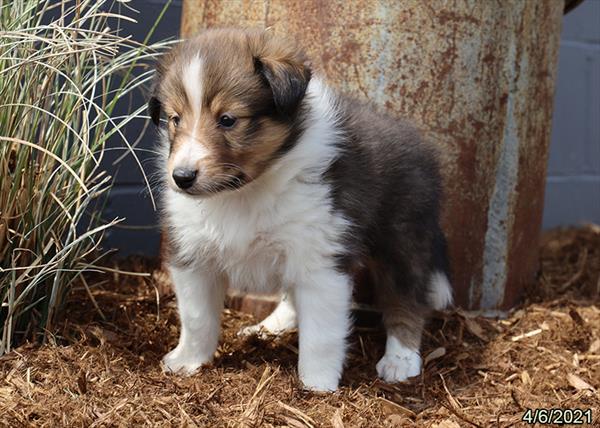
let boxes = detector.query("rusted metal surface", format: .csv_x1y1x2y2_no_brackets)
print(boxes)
181,0,563,310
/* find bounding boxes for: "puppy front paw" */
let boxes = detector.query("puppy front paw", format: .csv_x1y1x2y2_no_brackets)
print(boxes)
376,349,421,383
300,374,339,392
162,347,211,375
299,365,340,392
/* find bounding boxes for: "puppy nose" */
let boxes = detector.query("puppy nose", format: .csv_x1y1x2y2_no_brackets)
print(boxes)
172,168,197,189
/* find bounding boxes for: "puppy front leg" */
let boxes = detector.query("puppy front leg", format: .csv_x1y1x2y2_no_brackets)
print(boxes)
163,264,224,375
295,269,352,391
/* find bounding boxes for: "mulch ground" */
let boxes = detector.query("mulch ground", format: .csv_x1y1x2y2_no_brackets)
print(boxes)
1,226,599,427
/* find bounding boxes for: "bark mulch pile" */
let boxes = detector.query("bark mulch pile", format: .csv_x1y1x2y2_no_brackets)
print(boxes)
1,226,599,427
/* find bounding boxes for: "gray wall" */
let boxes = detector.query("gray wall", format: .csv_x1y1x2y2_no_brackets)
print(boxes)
101,0,183,256
543,0,600,228
105,0,600,256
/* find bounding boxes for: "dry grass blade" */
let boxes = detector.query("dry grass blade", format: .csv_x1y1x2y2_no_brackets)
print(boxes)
238,366,279,427
277,401,316,428
566,373,596,392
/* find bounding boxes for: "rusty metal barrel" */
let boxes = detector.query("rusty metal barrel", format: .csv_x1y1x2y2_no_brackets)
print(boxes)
180,0,564,310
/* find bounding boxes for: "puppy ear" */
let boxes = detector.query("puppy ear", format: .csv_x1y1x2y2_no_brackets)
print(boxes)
148,92,162,126
250,31,312,117
147,43,180,126
147,75,162,126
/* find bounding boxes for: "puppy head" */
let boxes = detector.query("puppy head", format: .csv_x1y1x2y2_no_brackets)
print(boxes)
149,28,311,196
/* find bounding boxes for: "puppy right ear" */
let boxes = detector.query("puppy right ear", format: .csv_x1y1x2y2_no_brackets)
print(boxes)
248,30,311,118
148,86,162,126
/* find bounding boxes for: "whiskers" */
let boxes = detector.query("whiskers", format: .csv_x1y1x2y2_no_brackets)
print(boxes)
214,162,254,181
200,172,246,195
195,162,253,195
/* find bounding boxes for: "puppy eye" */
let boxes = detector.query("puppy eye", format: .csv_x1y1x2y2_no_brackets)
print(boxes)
218,114,237,129
169,115,180,127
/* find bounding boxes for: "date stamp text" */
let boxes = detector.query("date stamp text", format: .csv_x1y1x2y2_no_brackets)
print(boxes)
522,408,593,425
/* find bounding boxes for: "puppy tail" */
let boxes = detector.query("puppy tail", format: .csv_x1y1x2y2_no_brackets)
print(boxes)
428,227,453,310
428,271,453,310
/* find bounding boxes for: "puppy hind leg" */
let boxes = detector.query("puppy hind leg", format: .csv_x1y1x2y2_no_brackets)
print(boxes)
376,302,425,383
237,292,297,338
370,260,427,383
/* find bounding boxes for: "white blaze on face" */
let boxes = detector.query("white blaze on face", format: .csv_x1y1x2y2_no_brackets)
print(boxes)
172,55,208,171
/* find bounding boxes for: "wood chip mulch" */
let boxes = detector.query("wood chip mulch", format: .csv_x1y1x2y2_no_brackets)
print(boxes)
1,226,599,427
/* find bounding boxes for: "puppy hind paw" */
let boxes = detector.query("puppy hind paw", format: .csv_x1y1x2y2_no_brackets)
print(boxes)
236,324,271,339
376,350,421,383
237,322,295,339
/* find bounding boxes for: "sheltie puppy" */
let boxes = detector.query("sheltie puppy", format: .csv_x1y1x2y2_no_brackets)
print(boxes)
148,28,452,391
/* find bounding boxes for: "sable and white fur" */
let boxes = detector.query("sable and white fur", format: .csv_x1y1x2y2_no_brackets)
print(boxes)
148,29,452,391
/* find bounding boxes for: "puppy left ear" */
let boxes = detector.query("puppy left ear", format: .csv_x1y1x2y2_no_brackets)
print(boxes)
148,43,180,126
148,83,162,126
148,93,162,126
251,31,312,117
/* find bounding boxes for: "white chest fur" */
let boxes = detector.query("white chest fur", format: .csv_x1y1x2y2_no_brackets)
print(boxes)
165,173,346,293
